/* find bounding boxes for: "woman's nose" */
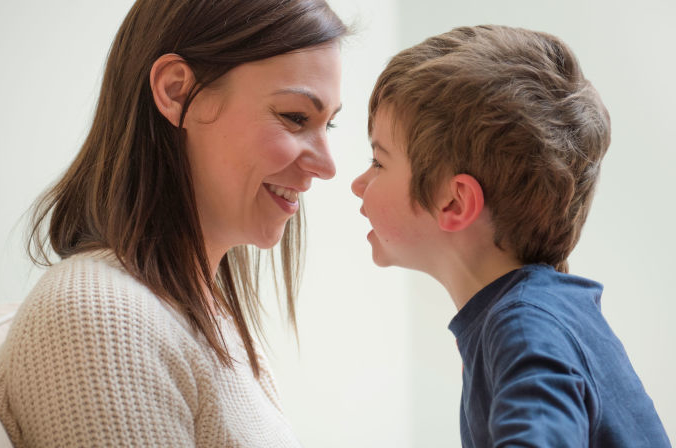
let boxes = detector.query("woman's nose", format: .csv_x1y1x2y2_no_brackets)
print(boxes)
298,136,336,180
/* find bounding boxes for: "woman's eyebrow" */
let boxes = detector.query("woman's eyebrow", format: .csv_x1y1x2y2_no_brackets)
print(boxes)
272,87,342,115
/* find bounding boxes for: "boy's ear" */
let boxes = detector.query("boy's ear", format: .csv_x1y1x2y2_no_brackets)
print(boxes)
149,53,195,127
436,174,485,232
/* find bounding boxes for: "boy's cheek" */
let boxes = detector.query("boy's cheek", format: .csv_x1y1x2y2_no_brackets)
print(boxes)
368,208,406,242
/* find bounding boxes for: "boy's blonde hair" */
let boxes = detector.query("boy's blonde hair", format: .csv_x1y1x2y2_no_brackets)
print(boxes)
370,25,611,272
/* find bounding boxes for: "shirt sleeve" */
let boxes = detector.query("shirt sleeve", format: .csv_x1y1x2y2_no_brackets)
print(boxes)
4,270,200,447
483,303,595,447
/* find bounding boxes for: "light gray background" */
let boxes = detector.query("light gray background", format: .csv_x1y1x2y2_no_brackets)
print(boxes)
1,1,674,446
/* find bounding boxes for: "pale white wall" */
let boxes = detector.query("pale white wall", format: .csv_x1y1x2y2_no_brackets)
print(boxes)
1,1,674,447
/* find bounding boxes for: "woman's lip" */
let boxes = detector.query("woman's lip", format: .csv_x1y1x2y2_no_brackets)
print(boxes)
263,182,309,193
264,183,298,202
265,185,299,214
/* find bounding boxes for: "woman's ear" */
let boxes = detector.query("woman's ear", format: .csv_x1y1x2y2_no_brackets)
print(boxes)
149,53,195,127
436,174,485,232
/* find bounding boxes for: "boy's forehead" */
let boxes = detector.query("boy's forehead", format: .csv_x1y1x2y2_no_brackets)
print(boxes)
370,140,391,156
370,106,408,153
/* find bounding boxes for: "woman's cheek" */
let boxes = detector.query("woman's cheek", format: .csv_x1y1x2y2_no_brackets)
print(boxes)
257,128,301,167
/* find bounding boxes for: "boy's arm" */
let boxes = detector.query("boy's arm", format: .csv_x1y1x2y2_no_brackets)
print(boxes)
484,303,596,447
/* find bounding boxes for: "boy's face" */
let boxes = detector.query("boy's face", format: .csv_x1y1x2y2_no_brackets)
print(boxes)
351,106,441,270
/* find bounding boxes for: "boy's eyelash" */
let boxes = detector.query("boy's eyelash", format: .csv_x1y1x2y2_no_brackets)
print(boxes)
370,157,382,169
327,121,337,130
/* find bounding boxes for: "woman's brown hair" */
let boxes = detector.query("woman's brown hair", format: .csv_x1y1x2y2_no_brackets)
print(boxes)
28,0,348,376
369,25,610,273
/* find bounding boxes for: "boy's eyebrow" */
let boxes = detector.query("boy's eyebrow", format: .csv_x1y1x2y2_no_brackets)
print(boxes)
272,87,343,115
370,140,391,156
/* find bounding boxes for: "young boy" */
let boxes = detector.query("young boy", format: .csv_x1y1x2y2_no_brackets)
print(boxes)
352,25,670,446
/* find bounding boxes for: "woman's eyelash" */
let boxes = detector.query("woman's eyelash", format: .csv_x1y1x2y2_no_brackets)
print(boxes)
280,113,309,126
279,112,337,132
280,111,338,131
370,157,382,169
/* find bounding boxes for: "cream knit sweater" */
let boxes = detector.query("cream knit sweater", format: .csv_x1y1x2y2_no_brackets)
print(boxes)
0,251,302,447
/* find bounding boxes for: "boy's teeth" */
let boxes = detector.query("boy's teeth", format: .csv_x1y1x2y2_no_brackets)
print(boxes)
268,184,298,203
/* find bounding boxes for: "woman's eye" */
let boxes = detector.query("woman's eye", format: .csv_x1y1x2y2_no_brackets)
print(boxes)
280,113,309,126
370,157,382,169
326,120,337,131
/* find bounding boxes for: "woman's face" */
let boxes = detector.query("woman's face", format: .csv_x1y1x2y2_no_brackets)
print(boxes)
183,44,342,265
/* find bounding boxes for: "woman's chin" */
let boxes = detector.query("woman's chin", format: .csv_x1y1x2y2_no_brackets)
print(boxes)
252,229,286,250
254,240,280,250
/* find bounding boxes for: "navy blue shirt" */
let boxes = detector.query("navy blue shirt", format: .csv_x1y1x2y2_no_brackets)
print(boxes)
449,265,670,447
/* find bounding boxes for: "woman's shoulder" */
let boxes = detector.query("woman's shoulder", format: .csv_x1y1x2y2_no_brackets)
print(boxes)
30,249,150,303
0,251,211,446
10,250,200,353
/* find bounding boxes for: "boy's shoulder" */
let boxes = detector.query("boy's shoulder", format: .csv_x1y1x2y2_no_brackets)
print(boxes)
487,265,603,319
472,266,671,447
480,265,605,361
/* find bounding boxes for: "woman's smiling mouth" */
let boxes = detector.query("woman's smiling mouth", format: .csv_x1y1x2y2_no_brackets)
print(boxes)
265,183,299,203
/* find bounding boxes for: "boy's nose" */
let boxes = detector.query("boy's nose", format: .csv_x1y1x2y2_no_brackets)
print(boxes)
351,171,367,198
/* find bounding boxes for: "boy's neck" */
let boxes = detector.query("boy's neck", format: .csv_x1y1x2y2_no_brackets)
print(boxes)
427,210,523,311
438,247,522,311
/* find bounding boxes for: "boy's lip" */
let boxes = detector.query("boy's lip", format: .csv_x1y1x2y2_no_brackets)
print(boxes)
359,206,367,217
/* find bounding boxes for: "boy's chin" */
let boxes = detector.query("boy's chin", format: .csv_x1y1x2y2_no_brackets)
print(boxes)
373,258,391,268
369,237,401,268
371,251,395,268
372,249,421,272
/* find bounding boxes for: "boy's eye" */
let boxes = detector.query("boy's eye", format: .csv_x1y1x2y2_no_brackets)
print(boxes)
370,157,382,169
326,120,337,131
280,113,309,126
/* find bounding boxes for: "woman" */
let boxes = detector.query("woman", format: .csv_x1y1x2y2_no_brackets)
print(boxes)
0,0,346,446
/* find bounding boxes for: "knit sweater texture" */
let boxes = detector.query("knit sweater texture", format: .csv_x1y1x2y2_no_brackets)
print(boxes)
0,251,302,447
